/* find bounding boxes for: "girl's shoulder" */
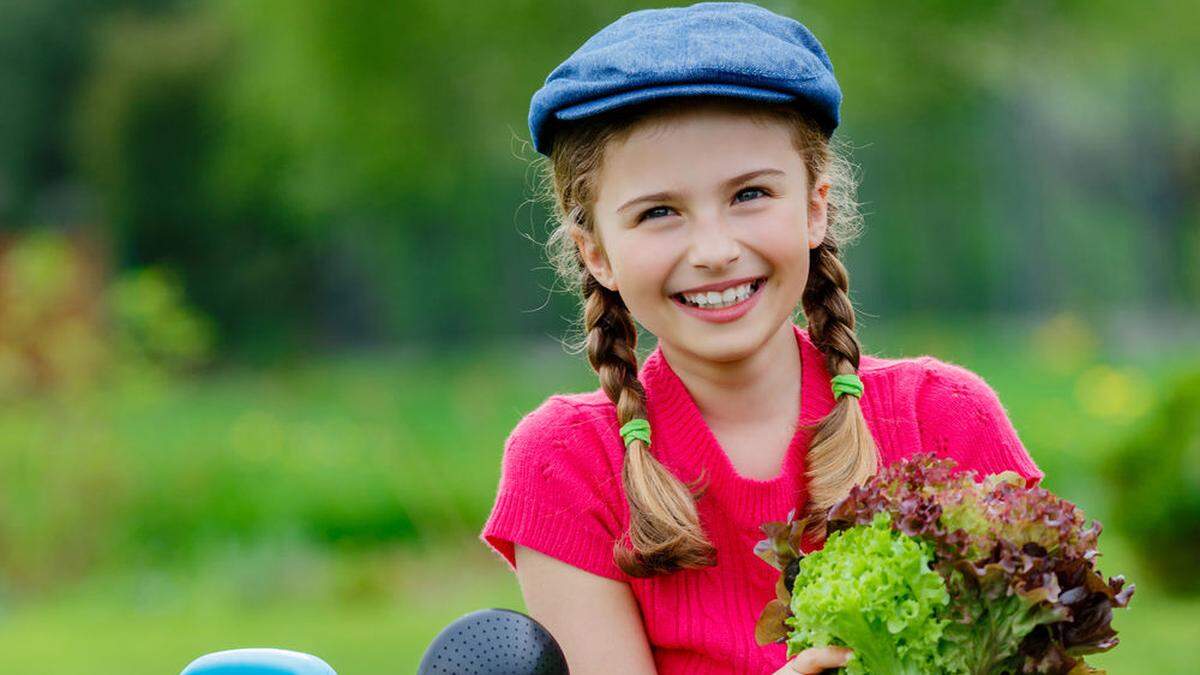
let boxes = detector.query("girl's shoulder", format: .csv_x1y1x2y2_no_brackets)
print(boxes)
864,351,1012,415
503,389,626,480
858,350,1001,401
858,351,1044,486
856,351,944,403
854,345,1041,482
484,391,631,581
508,389,619,444
855,348,1017,432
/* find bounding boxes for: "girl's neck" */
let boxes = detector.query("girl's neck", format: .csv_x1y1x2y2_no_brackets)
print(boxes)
657,319,802,429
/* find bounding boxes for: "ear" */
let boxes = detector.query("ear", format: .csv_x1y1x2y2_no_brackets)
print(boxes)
807,177,831,249
570,227,618,291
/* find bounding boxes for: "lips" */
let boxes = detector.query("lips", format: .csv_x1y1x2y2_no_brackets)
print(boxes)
669,276,768,324
667,273,768,305
673,275,765,296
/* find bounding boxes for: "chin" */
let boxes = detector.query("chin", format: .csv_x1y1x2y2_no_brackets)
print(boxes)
679,321,774,363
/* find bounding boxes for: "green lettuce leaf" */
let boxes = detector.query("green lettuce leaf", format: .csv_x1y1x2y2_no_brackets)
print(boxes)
786,512,952,675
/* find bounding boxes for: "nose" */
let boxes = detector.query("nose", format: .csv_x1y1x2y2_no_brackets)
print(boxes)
687,214,741,271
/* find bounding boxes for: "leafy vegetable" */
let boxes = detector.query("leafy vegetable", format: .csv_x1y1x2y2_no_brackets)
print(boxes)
785,512,951,674
754,453,1133,675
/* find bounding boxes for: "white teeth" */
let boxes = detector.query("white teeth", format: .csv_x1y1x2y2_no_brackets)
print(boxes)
680,280,760,309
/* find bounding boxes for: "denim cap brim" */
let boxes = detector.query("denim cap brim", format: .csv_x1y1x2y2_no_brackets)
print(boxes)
554,83,794,122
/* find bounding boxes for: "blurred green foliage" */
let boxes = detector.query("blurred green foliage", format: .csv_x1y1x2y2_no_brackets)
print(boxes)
0,333,584,594
3,0,1197,357
0,231,211,400
109,267,214,370
1105,368,1200,594
0,231,105,395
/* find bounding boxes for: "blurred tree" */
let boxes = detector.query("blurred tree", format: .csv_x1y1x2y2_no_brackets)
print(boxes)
0,0,183,227
76,10,325,357
5,0,1195,356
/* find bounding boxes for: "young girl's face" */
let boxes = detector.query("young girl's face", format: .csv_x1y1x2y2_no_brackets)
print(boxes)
576,104,829,365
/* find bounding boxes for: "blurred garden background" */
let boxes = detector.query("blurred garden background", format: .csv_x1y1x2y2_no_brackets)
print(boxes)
1,0,1198,672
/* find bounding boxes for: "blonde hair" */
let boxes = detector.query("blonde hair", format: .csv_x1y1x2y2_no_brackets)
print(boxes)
535,96,877,577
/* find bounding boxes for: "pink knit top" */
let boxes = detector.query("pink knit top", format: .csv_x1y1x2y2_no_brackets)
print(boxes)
480,323,1043,674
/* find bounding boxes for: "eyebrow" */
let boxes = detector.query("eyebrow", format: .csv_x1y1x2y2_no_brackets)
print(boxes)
615,168,787,214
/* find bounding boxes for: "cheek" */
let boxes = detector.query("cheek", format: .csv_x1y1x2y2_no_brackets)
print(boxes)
751,210,810,262
611,238,673,295
746,211,812,300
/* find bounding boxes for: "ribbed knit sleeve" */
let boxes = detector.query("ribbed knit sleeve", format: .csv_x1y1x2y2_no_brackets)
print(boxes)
480,395,630,583
915,357,1045,487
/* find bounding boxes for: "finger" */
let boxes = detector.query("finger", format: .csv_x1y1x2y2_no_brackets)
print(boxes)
789,646,852,673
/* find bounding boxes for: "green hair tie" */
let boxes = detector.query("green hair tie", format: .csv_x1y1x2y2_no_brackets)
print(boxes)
831,373,864,400
620,418,652,448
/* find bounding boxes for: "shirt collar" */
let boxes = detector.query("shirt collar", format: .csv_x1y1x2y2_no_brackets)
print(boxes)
635,321,837,524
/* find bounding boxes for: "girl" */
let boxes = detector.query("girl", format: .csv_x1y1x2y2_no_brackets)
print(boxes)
480,3,1043,674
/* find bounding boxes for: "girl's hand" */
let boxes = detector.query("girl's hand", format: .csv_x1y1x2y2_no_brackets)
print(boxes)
772,646,853,674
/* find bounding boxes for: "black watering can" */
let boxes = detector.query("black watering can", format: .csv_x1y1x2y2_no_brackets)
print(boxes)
418,608,569,675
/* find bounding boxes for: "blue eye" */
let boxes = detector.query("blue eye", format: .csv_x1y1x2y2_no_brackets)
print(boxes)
736,187,769,202
637,206,674,222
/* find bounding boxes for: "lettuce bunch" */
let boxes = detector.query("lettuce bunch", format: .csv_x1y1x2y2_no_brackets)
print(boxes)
754,453,1133,675
784,512,952,674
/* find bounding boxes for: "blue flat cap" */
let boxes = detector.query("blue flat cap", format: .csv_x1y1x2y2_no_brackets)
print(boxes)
528,1,842,156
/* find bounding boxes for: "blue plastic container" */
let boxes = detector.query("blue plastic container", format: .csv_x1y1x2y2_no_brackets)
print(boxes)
180,648,336,675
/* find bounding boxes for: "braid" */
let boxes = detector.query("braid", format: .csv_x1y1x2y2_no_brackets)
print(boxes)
581,272,718,578
582,275,645,420
799,240,878,540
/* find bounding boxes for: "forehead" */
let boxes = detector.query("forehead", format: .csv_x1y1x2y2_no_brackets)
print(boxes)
596,105,803,202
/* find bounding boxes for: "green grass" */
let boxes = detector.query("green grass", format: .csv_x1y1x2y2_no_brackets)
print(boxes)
0,542,525,673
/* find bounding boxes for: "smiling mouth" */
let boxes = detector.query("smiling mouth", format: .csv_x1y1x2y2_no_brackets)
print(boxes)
671,277,767,309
